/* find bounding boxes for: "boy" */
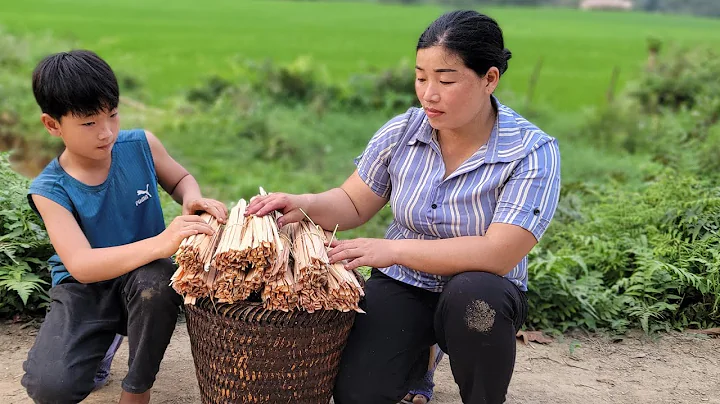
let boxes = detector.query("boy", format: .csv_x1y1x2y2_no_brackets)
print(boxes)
20,50,227,404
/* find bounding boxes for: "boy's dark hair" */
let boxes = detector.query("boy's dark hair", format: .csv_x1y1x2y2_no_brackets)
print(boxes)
417,10,512,77
32,50,119,121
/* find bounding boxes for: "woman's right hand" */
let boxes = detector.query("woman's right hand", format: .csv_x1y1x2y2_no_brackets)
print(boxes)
245,193,311,227
154,215,215,258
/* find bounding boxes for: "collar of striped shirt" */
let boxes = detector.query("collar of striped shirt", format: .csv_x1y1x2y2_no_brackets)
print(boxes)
405,96,532,164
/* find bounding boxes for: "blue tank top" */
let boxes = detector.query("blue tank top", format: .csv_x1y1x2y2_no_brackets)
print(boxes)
28,129,166,286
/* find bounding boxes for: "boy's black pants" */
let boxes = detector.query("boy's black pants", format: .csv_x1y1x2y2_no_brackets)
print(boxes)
333,269,528,404
21,258,182,403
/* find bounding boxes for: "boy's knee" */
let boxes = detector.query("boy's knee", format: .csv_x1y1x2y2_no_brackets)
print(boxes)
22,364,91,404
126,259,182,310
135,258,176,282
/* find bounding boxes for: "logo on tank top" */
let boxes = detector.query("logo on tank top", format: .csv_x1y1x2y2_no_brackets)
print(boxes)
135,184,152,206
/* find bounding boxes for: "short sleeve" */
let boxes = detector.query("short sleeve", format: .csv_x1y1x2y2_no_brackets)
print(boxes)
491,138,561,241
27,174,74,218
354,111,412,199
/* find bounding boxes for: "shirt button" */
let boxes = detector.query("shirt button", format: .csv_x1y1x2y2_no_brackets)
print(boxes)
533,208,541,215
431,203,438,209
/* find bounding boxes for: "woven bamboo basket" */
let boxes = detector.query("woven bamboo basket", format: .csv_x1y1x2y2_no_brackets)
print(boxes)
185,297,357,404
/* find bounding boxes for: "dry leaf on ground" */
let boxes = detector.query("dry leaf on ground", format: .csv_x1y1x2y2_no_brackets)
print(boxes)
516,330,554,345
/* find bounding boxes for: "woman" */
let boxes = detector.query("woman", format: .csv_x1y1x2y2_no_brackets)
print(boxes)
247,10,560,404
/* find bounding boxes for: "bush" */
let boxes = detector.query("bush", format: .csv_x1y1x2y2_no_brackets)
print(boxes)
632,47,720,112
528,175,720,333
342,61,416,113
185,57,418,115
532,47,720,333
573,47,720,178
0,153,53,318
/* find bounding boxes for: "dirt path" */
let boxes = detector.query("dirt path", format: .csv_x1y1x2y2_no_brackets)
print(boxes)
1,318,718,404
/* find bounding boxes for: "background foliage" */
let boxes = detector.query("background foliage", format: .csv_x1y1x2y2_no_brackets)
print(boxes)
1,4,718,333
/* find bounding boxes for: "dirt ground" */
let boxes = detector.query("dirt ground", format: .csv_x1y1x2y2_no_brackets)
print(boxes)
1,317,718,404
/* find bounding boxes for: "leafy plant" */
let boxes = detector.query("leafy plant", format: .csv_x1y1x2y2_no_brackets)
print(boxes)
528,175,720,333
0,152,53,317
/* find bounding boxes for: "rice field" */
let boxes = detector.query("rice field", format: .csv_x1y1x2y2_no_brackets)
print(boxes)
3,0,720,111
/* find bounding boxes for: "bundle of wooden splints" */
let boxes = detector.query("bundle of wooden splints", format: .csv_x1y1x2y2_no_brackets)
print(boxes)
170,189,364,313
169,212,224,305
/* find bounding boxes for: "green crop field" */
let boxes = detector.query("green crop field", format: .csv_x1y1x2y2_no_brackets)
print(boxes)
3,0,720,111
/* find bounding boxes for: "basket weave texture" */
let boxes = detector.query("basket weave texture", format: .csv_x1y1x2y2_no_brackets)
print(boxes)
185,298,356,403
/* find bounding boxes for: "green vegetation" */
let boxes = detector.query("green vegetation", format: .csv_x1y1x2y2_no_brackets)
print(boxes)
3,1,720,110
0,4,719,333
527,45,720,333
0,153,52,317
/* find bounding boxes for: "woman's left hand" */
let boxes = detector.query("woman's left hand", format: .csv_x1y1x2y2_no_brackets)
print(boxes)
183,198,228,224
328,238,397,270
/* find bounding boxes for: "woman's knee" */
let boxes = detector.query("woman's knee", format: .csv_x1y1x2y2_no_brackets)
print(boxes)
436,272,521,338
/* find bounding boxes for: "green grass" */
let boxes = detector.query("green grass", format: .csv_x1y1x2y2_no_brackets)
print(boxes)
3,1,720,111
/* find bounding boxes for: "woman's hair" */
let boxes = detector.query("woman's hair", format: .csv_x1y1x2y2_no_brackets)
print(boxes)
417,10,512,77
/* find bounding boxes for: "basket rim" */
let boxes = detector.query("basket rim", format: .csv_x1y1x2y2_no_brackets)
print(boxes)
186,297,356,326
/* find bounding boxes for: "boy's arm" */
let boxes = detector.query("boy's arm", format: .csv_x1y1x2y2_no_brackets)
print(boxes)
32,195,214,283
145,130,227,222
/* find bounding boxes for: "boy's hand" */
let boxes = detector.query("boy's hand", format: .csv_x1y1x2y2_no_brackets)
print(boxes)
155,215,215,258
183,198,228,223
